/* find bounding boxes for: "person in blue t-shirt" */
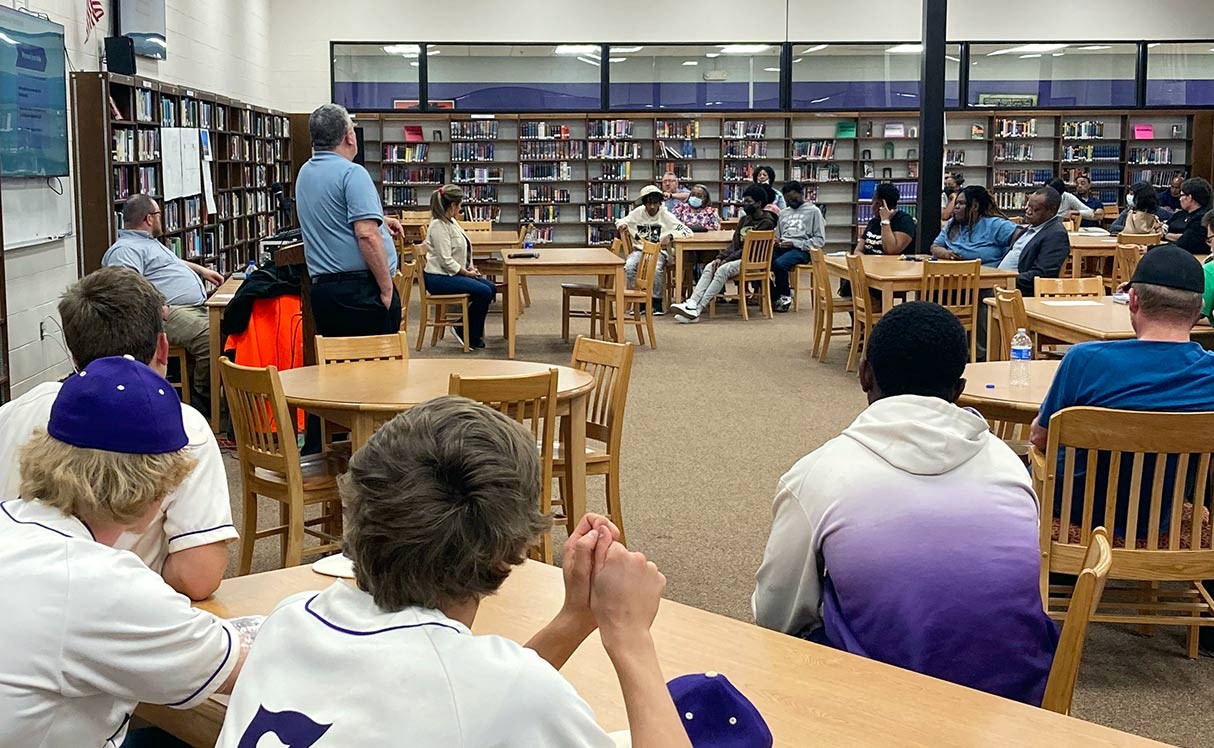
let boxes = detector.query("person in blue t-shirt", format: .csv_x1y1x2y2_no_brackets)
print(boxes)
930,186,1018,266
1031,245,1214,537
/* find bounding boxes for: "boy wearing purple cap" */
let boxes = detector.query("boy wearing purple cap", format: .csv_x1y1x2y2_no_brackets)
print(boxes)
0,357,245,747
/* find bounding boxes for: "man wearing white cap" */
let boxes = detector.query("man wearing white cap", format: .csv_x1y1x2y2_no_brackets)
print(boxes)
0,356,245,747
616,185,692,314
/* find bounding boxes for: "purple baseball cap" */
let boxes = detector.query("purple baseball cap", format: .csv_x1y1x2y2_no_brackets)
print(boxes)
48,356,188,454
669,672,772,747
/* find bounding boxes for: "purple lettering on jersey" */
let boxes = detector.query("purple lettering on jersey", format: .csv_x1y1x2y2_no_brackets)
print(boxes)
238,705,331,748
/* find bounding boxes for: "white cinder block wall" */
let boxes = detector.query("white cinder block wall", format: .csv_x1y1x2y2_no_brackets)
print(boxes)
1,0,272,397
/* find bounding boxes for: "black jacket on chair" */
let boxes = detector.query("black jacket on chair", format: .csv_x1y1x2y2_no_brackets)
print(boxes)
1015,217,1071,296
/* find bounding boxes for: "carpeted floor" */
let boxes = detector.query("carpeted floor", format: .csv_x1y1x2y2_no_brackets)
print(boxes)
221,277,1213,747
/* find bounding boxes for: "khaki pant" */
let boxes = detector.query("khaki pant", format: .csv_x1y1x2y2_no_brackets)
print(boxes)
164,305,210,416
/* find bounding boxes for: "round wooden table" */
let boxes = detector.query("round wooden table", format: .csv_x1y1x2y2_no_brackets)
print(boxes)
959,360,1060,423
279,358,596,529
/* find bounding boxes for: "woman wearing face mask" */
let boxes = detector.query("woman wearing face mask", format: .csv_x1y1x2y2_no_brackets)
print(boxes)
670,184,721,233
1116,183,1165,237
941,172,964,226
670,184,775,323
753,165,785,211
1109,181,1155,234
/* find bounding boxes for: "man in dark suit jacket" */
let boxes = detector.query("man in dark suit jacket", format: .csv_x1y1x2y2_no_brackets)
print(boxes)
1005,187,1072,297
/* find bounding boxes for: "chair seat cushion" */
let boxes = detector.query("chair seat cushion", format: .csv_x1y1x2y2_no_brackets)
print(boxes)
1051,503,1211,550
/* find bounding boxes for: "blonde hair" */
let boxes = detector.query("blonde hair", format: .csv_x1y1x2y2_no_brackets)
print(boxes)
18,431,195,524
430,184,466,223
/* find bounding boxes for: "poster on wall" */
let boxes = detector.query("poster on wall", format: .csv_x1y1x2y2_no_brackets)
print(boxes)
393,99,456,110
977,93,1038,107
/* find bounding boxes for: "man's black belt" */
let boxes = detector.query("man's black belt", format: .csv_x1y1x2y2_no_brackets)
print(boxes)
312,270,374,285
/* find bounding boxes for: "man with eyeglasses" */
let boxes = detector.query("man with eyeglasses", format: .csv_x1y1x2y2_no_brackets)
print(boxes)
1162,177,1212,256
102,193,224,416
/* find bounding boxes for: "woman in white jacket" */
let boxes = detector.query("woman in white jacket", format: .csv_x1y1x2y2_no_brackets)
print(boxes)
424,185,497,349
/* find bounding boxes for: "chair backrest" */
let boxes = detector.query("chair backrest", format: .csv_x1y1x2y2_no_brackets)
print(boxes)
316,332,409,367
448,369,559,515
1041,527,1113,715
845,253,875,318
399,209,431,224
991,286,1029,362
1116,232,1162,248
633,241,662,298
1038,407,1214,590
610,236,628,258
394,257,416,330
515,225,529,249
808,248,833,309
1062,218,1078,232
459,220,492,232
1111,246,1141,289
1035,276,1105,298
919,259,982,323
721,218,739,232
219,357,300,478
740,229,776,277
570,336,634,449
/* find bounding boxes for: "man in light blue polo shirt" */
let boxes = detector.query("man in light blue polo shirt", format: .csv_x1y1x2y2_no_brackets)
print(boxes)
102,194,223,413
295,104,404,337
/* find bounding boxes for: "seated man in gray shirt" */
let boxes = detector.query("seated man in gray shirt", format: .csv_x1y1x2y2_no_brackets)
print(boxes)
102,194,223,415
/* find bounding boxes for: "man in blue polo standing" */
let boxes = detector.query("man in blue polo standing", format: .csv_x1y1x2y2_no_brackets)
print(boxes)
295,104,404,336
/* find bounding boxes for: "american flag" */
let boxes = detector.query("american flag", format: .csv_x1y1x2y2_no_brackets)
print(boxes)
84,0,105,41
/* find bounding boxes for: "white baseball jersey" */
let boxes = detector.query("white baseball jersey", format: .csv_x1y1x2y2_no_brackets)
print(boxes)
0,381,236,570
217,581,615,747
0,499,239,746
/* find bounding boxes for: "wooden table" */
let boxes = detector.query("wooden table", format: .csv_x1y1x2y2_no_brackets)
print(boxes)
1066,232,1121,278
466,229,522,257
1018,297,1135,344
503,248,626,359
959,360,1059,423
137,563,1163,747
671,230,734,304
822,254,1017,310
206,276,244,433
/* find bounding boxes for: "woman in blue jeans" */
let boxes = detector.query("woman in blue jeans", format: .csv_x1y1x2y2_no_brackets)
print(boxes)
423,184,497,349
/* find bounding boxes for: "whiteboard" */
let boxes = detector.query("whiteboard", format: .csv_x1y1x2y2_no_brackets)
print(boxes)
2,177,74,250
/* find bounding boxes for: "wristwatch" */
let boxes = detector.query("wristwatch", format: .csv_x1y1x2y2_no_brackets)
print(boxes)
880,219,891,226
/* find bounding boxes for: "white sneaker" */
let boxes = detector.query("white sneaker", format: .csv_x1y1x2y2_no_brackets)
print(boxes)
675,312,701,324
669,301,698,318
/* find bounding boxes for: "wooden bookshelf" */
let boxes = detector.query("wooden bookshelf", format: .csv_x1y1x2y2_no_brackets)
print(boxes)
71,72,295,275
0,185,10,404
346,110,1212,249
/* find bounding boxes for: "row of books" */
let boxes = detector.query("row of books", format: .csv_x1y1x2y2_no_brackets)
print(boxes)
384,144,429,163
589,142,641,160
789,164,845,183
588,225,618,245
521,225,555,243
383,166,445,185
1061,120,1106,139
722,121,766,139
657,140,696,159
463,185,499,204
993,118,1038,138
585,203,630,221
450,121,499,140
791,140,835,161
724,141,768,159
519,141,585,160
655,120,700,139
994,142,1037,161
1062,167,1119,184
382,186,419,207
520,162,574,181
135,90,155,122
520,205,562,223
659,162,692,180
519,122,571,140
520,185,570,203
1127,147,1174,164
588,120,634,139
462,205,500,221
1128,167,1185,187
945,149,966,165
452,143,496,162
218,192,245,219
163,197,202,233
112,166,158,200
453,166,504,183
993,168,1053,186
589,183,630,201
1062,144,1119,162
113,130,160,161
994,191,1029,210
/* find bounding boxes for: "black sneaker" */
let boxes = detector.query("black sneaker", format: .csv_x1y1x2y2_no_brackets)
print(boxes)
471,338,486,349
652,298,665,316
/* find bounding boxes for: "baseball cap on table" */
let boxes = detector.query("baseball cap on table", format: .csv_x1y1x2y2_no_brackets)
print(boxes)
636,184,664,203
48,355,188,455
1129,244,1205,294
668,672,772,747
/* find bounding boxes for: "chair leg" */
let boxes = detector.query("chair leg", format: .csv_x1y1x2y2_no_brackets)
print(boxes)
709,296,717,319
645,304,656,349
461,299,470,352
762,283,773,319
416,300,428,351
846,319,862,373
606,466,626,547
283,500,304,568
561,290,571,342
521,277,532,307
633,304,645,347
238,485,258,576
740,286,750,321
811,306,823,357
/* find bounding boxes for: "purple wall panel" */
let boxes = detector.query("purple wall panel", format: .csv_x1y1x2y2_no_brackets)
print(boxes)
608,82,780,110
334,81,600,111
967,79,1136,107
1147,79,1214,107
790,81,960,109
334,81,422,110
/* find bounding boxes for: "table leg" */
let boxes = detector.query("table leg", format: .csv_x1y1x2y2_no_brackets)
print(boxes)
350,413,379,452
208,307,222,433
1072,253,1082,279
563,393,588,536
674,247,684,307
613,267,626,344
987,305,1003,361
880,283,894,313
506,266,519,359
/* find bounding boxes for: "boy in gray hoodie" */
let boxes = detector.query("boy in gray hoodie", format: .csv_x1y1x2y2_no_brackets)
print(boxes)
771,181,826,312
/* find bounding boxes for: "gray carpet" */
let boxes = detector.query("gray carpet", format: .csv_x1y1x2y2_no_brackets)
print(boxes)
221,277,1213,747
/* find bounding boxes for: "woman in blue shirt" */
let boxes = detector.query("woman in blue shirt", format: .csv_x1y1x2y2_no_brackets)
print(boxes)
931,186,1018,266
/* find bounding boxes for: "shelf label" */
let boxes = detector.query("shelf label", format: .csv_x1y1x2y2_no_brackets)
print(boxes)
142,81,152,88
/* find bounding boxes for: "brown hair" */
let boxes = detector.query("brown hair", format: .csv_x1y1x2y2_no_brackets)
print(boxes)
1134,282,1202,325
340,396,548,611
58,267,165,369
19,431,195,524
429,184,466,223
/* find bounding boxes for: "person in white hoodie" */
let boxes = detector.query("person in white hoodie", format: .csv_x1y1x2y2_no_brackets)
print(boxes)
616,185,692,314
753,301,1059,706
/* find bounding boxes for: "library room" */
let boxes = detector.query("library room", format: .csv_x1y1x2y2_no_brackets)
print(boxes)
3,0,1214,745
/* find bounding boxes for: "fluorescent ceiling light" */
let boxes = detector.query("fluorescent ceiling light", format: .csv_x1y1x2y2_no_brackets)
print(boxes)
945,55,961,62
556,44,599,56
809,96,830,104
1052,52,1065,56
682,60,698,66
705,53,720,58
718,44,772,55
801,44,828,54
886,44,922,54
895,92,917,98
383,44,420,56
987,43,1068,56
793,57,803,63
0,32,16,46
612,46,643,53
576,56,600,67
410,62,419,67
1019,53,1042,58
1078,45,1111,50
1148,43,1160,48
763,67,780,72
609,57,626,63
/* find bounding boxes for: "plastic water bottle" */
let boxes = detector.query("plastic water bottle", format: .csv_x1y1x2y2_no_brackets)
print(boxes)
1010,328,1032,386
523,228,534,251
245,259,257,278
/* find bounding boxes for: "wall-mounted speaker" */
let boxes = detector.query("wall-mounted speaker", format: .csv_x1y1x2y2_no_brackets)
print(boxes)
104,36,136,76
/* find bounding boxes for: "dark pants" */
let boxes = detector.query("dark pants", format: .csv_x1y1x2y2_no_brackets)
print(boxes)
310,270,402,337
771,246,810,297
424,272,497,343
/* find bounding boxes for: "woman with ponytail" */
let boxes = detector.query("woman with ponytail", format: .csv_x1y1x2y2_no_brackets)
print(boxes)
423,185,496,349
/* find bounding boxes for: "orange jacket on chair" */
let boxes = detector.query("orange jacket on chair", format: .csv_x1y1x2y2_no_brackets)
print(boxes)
223,295,305,430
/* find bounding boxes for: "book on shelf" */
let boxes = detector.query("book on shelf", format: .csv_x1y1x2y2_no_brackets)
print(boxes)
883,123,905,138
655,120,699,139
594,162,631,181
791,140,835,161
519,141,584,160
1062,120,1105,139
656,139,695,159
589,141,640,160
722,120,765,139
993,118,1037,137
452,166,503,183
1127,146,1173,164
520,162,573,181
588,119,633,139
403,126,424,143
451,120,499,140
970,124,985,140
109,95,123,119
1132,124,1155,140
520,184,570,204
724,141,768,159
383,144,428,162
520,121,572,140
835,121,857,139
451,142,496,162
521,204,561,223
659,161,691,180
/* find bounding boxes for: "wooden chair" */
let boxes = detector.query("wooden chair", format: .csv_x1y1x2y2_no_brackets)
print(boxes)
709,229,776,320
1035,276,1105,299
458,219,492,232
601,240,660,349
166,344,190,406
990,286,1029,362
845,253,883,373
415,267,470,352
449,368,559,563
220,357,342,574
1116,231,1163,248
791,262,813,312
1109,245,1142,292
1041,527,1113,716
562,237,624,342
399,209,431,224
316,332,409,366
919,259,982,363
393,256,416,333
1062,218,1079,232
808,248,853,362
552,337,635,544
1031,407,1214,658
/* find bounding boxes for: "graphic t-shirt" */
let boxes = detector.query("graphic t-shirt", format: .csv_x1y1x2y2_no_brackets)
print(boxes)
862,211,917,255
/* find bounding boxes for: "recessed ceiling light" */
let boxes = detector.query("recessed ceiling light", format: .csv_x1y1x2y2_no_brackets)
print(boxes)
1020,53,1042,58
556,45,599,56
1078,45,1112,50
763,67,780,72
801,44,828,54
705,53,720,58
382,44,420,56
793,57,803,63
682,60,698,66
988,43,1068,56
718,44,772,55
945,55,961,62
886,44,923,54
410,62,419,67
609,58,625,63
576,56,600,67
612,46,643,53
809,96,830,104
1052,52,1065,56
